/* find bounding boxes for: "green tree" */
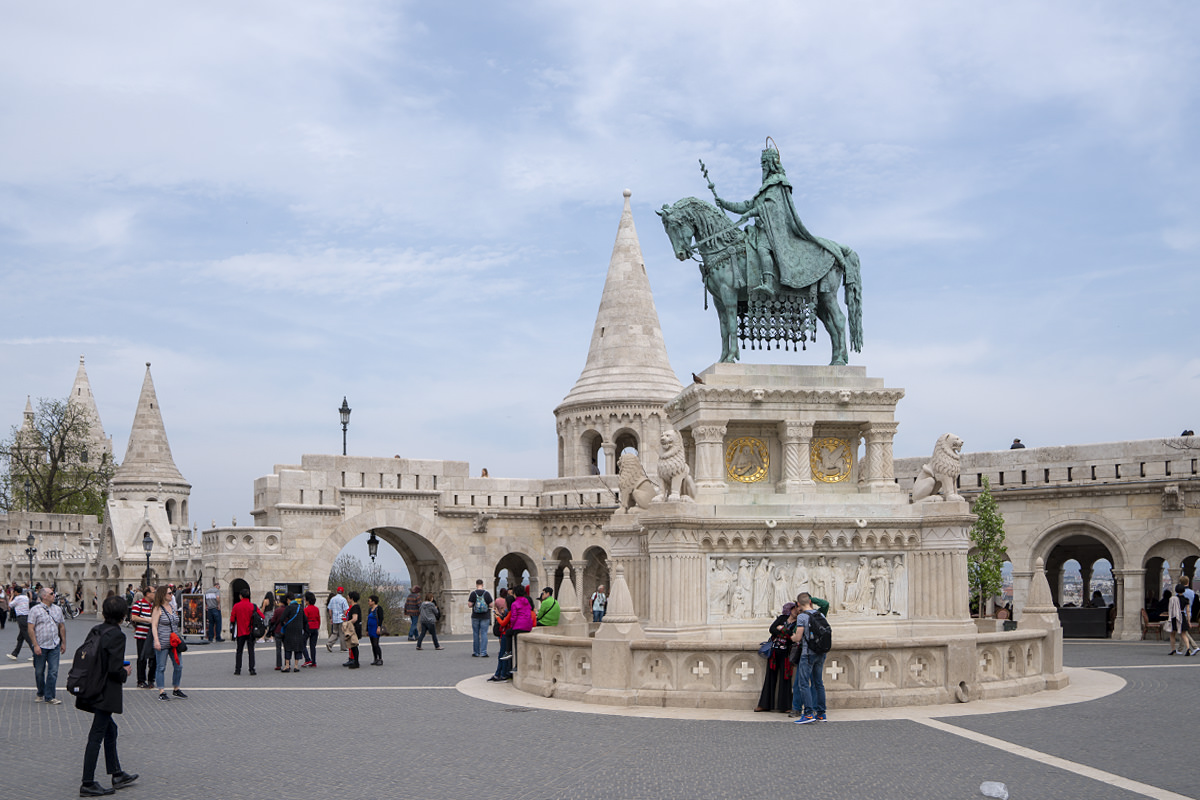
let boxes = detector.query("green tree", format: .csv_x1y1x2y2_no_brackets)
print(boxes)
968,477,1007,617
327,552,406,634
0,397,115,518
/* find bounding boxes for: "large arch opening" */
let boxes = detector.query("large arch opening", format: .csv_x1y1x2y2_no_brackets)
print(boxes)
551,547,573,599
582,430,605,475
310,509,470,634
581,545,610,617
494,552,539,598
1044,532,1116,638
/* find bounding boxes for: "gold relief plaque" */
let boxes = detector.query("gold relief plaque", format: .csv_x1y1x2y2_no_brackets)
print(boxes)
811,437,852,483
725,437,769,483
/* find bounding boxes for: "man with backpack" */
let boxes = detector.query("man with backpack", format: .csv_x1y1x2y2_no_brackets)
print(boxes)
790,592,830,724
74,594,139,796
467,579,493,658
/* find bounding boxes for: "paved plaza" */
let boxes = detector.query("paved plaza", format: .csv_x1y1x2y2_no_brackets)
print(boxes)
1,617,1197,800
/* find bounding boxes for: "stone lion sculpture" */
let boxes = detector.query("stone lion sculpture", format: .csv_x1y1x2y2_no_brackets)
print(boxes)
617,451,658,513
910,433,964,503
656,430,697,502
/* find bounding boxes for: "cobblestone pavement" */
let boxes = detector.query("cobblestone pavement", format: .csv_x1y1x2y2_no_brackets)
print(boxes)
1,619,1196,800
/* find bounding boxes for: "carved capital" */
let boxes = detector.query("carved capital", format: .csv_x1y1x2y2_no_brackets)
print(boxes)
780,420,814,442
693,424,727,444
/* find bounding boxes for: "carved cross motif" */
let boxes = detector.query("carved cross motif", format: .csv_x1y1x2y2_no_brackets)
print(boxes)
825,659,845,682
909,657,927,680
734,661,755,681
579,658,590,674
869,658,887,680
979,651,994,674
649,658,667,678
691,661,711,679
1026,646,1035,670
1006,649,1017,672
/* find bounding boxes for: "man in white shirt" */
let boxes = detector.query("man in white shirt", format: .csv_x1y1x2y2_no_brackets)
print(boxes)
29,587,66,704
326,588,349,653
7,587,32,660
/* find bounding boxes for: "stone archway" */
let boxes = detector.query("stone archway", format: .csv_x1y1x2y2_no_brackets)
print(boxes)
309,508,470,634
1030,514,1129,638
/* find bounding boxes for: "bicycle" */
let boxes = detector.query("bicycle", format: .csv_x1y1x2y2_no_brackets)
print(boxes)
56,595,80,619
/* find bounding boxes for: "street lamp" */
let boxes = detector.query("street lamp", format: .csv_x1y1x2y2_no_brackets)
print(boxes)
339,397,351,456
25,532,36,585
142,531,153,589
367,532,379,564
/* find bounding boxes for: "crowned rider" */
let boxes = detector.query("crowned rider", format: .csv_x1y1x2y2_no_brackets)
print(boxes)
710,144,845,297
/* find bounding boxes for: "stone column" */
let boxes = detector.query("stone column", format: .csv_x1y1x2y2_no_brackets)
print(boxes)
570,559,589,611
777,421,814,493
601,442,617,476
867,422,899,491
691,423,728,493
542,560,560,596
1114,568,1143,641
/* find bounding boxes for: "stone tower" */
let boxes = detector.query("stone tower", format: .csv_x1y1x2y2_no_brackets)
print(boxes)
108,363,191,557
555,190,682,477
68,355,114,467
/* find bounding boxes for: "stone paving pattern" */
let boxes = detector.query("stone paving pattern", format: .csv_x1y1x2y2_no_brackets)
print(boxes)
0,619,1193,799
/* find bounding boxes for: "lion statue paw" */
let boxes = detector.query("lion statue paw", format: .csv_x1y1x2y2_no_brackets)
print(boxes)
910,433,964,503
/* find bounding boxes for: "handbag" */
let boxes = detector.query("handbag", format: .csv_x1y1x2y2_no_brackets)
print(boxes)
757,641,773,659
167,611,187,653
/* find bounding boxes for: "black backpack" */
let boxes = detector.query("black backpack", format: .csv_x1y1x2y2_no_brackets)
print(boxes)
66,625,108,705
805,610,833,655
250,609,267,639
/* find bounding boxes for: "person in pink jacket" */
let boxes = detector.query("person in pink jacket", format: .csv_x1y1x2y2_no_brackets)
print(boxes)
507,585,535,672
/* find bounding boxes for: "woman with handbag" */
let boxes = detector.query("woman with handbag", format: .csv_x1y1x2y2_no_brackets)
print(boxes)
150,586,186,702
755,602,797,712
342,591,363,668
507,585,535,672
1166,584,1198,656
415,593,443,651
366,596,385,666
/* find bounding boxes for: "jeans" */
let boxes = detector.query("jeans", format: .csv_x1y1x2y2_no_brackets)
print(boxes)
407,615,419,640
493,633,513,679
471,616,489,656
416,621,439,649
206,607,223,641
792,651,827,717
33,645,60,701
593,609,605,622
11,615,30,656
155,644,182,690
235,635,255,673
306,629,319,664
82,711,121,783
135,637,156,685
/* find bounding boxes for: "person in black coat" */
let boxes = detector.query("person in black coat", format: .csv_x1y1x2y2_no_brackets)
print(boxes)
755,602,797,713
78,594,139,796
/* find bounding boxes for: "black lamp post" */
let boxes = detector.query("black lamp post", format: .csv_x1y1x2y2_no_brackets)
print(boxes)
142,531,153,589
25,532,36,585
339,397,351,456
367,532,379,564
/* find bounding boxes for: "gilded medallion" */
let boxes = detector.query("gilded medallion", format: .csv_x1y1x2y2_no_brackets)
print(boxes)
725,437,769,483
811,437,852,483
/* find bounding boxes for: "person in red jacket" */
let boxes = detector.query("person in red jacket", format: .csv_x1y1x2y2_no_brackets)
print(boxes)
229,589,259,676
302,592,322,667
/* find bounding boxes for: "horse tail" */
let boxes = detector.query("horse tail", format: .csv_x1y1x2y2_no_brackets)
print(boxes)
843,247,863,353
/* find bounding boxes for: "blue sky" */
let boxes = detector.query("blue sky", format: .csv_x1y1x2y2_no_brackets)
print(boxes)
3,2,1198,575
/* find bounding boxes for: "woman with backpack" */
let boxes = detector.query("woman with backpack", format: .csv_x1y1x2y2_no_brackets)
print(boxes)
77,594,139,796
415,593,443,651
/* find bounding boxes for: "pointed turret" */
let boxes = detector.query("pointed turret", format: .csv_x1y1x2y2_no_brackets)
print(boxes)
112,363,188,488
68,355,113,464
554,190,682,477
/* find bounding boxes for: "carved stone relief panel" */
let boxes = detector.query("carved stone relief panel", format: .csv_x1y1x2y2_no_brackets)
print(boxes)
707,553,907,621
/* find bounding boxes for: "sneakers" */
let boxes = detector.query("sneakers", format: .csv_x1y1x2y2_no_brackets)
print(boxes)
815,714,827,722
5,653,16,661
1169,649,1180,655
499,653,512,661
1189,648,1199,656
793,715,816,724
171,689,188,698
45,697,62,705
156,693,170,702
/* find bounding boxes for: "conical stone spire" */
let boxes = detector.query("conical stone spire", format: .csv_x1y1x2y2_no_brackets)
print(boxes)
69,355,112,461
557,190,682,410
113,363,188,488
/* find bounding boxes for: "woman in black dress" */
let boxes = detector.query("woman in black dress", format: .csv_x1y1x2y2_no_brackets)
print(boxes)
755,602,797,713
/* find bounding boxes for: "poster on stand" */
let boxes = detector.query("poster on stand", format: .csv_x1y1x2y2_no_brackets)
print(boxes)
179,594,206,637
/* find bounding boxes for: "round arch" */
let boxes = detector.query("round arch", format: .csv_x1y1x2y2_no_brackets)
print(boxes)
493,551,541,597
308,508,470,604
1029,513,1130,571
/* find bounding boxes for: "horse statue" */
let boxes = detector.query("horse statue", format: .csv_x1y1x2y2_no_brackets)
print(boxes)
657,195,862,365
